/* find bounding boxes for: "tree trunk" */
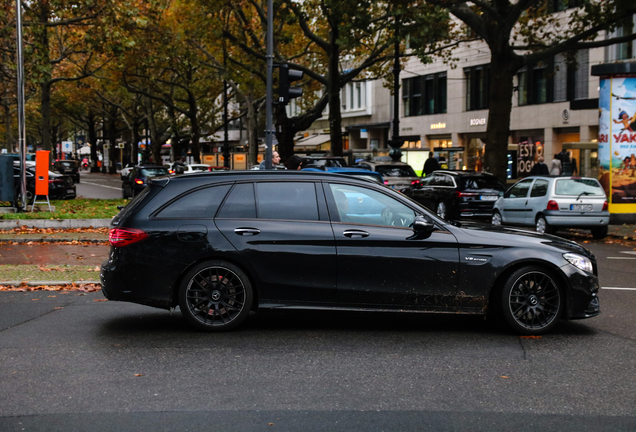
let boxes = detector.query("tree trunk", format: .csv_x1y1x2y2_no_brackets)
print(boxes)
484,52,521,184
3,88,12,152
88,115,100,172
328,30,343,157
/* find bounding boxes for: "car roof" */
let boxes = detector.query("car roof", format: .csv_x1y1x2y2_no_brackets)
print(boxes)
160,169,386,185
432,170,496,177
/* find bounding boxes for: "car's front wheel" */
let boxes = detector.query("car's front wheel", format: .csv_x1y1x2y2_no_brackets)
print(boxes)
591,225,608,239
535,215,554,234
492,211,502,226
178,261,254,332
500,266,563,335
436,201,446,219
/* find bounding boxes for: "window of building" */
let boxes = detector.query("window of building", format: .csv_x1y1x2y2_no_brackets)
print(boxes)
517,59,554,106
402,72,447,117
548,0,585,13
465,65,489,111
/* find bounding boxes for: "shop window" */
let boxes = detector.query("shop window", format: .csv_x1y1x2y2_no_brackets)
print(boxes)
464,65,489,111
402,72,447,117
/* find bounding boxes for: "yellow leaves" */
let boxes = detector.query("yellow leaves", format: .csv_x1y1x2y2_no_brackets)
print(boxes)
0,283,101,292
519,335,542,339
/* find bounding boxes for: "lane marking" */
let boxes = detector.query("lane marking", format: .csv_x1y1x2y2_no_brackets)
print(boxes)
607,257,636,259
620,251,636,255
79,181,121,191
601,287,636,291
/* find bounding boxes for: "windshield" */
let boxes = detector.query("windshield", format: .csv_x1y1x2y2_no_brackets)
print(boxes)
375,165,417,177
191,166,210,172
555,178,604,196
141,168,169,177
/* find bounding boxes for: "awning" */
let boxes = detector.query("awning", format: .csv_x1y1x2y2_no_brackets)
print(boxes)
295,134,331,151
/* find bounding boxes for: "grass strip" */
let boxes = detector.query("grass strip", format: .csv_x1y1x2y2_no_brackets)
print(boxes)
0,199,127,220
0,265,101,282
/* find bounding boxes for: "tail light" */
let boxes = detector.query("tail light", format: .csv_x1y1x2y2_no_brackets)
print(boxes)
168,169,174,174
546,200,559,210
134,179,144,185
109,228,148,247
384,180,389,185
411,180,420,186
455,191,479,198
602,201,608,211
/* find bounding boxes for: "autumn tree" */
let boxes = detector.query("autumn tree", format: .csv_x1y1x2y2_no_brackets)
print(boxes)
422,0,636,182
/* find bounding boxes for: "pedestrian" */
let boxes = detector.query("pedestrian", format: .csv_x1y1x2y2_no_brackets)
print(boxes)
422,151,440,176
530,156,550,175
259,151,282,169
550,154,562,175
284,155,304,170
561,152,573,176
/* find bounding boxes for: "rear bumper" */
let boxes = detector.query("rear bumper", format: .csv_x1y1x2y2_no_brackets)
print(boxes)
545,210,610,227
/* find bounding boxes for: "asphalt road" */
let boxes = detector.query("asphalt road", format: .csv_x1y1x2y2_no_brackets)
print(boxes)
76,171,123,199
0,237,635,431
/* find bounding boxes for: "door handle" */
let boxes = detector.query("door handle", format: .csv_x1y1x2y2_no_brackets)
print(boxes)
343,230,369,238
234,228,261,236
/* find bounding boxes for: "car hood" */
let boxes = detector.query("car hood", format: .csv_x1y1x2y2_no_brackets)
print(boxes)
451,220,594,258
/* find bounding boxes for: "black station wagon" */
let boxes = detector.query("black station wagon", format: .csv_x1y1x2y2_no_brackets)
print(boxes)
101,171,600,335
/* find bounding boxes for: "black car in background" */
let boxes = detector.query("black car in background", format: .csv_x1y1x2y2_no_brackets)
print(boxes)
13,165,76,205
121,164,169,198
53,159,80,183
404,170,506,220
300,156,348,169
102,171,600,335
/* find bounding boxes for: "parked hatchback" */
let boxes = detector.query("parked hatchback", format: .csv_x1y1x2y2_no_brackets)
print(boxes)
403,170,506,220
102,171,601,335
492,176,609,238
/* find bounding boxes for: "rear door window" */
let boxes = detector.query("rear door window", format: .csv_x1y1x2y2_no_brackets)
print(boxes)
217,183,256,219
155,185,231,219
255,182,319,221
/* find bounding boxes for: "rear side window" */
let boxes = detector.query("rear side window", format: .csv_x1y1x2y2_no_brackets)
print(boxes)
555,179,604,196
506,179,532,198
463,177,505,190
217,183,256,219
155,185,231,219
530,179,549,197
256,182,319,221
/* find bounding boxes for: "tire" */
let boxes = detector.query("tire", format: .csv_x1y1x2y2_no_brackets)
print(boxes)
492,211,502,226
535,215,554,235
178,260,254,332
436,201,446,219
500,266,563,335
591,225,608,239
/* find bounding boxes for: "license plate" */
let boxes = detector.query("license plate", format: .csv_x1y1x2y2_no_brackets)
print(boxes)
480,195,498,201
67,189,75,193
571,204,593,211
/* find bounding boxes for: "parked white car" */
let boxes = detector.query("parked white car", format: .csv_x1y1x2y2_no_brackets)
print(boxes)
120,163,136,180
492,176,609,238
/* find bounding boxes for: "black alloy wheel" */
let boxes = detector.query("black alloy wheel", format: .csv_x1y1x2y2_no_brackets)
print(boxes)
178,261,253,331
500,266,563,335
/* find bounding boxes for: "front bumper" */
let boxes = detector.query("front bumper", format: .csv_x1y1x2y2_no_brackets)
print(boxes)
561,262,601,319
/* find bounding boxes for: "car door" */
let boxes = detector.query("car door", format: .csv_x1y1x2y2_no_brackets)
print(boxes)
499,178,533,224
215,181,337,303
325,182,459,308
524,178,549,225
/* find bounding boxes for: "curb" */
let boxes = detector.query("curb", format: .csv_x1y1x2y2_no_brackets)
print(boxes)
0,219,111,229
0,238,108,244
0,280,101,286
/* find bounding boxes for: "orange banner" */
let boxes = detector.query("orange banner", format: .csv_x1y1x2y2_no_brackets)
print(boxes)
35,151,49,196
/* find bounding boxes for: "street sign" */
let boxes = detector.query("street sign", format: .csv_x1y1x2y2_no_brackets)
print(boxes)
117,143,125,149
62,141,73,153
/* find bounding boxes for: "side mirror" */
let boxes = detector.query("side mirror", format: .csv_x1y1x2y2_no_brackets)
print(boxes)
412,215,434,234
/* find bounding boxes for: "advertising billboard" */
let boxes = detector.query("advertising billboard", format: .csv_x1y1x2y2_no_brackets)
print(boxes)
598,74,636,210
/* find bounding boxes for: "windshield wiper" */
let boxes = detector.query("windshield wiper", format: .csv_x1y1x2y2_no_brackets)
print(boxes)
576,191,592,201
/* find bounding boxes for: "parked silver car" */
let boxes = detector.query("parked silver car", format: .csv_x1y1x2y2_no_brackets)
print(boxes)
492,176,609,238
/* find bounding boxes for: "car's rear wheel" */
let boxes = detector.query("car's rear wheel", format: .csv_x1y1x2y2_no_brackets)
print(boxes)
179,261,253,332
436,201,446,219
500,266,563,335
492,211,502,226
536,215,554,234
591,225,608,239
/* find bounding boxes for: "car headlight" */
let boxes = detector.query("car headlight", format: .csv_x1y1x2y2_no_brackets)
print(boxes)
563,253,593,273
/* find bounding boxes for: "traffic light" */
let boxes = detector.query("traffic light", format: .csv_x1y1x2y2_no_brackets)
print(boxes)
278,64,303,105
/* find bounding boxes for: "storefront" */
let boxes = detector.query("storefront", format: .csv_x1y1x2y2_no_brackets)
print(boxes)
429,135,464,170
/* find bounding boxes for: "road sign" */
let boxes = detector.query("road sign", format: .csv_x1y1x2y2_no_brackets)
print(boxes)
117,143,125,149
62,141,73,153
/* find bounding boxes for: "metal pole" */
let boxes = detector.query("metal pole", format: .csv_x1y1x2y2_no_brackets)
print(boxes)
264,0,273,170
222,47,230,169
15,0,26,210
